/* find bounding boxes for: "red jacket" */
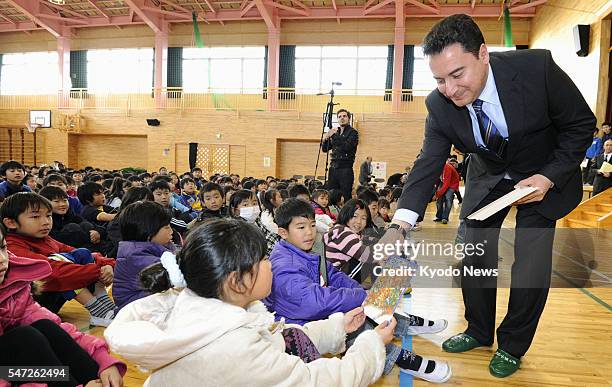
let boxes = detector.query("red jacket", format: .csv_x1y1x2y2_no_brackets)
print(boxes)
6,233,115,292
0,254,126,387
435,163,460,199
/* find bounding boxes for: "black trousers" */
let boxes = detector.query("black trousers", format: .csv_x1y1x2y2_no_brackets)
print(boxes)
0,319,99,386
327,166,354,202
461,179,555,358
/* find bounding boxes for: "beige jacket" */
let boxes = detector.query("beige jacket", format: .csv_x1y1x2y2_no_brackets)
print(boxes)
104,289,386,387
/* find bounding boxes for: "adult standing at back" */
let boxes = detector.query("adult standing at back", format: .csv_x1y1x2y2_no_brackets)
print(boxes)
322,109,358,201
390,14,595,378
359,156,373,186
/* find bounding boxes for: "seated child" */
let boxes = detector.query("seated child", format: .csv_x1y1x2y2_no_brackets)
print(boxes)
0,160,32,198
105,218,393,386
229,190,280,256
43,173,83,215
260,189,283,234
105,186,155,257
0,229,127,386
22,174,38,192
378,198,391,223
358,189,386,235
78,182,117,227
265,198,451,383
113,201,174,310
328,189,345,218
311,189,336,221
178,177,202,219
39,186,112,256
149,181,191,242
187,182,226,231
1,193,117,326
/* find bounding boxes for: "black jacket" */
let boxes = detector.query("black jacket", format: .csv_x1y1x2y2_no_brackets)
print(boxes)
398,50,595,221
322,125,359,168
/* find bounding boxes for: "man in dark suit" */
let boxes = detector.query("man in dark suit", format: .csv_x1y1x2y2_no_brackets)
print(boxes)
390,15,595,377
591,139,612,195
358,156,373,186
322,109,358,201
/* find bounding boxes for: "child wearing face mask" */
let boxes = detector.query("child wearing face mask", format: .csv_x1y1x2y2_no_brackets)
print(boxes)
229,190,280,256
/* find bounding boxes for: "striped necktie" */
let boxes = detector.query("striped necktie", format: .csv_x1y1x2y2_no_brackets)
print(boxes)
472,99,505,156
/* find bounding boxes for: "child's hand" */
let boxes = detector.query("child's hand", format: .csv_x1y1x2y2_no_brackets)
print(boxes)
374,317,397,345
99,265,114,285
89,230,101,244
99,365,123,387
85,380,102,387
344,307,366,333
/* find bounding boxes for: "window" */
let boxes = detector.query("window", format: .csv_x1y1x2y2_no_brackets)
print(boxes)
87,48,154,93
412,45,517,96
182,46,265,93
295,46,388,95
0,52,58,95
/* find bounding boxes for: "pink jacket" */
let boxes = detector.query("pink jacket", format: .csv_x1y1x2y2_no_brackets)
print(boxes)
0,253,126,387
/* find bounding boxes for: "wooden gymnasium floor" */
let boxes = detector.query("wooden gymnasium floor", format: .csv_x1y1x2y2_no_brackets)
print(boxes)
57,201,612,387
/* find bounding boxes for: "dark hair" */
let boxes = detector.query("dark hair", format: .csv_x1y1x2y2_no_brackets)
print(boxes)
192,167,202,173
180,177,195,189
148,180,171,193
603,121,611,127
261,189,279,214
337,108,352,119
38,186,68,201
0,192,52,223
120,201,172,242
139,172,152,180
243,181,255,190
88,174,103,183
312,189,329,201
42,174,67,187
274,198,315,230
336,198,372,229
228,190,256,216
127,175,142,183
77,182,104,205
378,188,390,198
200,182,222,197
422,14,485,58
0,160,25,176
108,177,126,199
279,189,289,200
288,184,310,199
378,198,390,210
307,180,323,193
390,187,403,202
358,189,378,205
140,218,267,299
328,189,344,206
118,186,154,213
219,176,233,186
222,184,236,197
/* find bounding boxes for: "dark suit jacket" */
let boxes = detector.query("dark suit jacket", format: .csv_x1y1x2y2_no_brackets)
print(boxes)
591,154,612,195
398,50,596,221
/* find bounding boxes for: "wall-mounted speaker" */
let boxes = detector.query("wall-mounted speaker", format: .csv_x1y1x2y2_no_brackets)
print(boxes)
573,24,590,57
146,119,160,126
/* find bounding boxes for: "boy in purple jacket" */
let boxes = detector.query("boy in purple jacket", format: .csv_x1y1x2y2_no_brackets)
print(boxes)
112,201,175,310
263,198,451,383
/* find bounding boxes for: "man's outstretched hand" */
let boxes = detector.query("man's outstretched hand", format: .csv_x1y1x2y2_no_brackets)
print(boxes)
514,174,553,205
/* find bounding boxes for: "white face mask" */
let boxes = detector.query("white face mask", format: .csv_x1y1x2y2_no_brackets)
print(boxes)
240,206,261,223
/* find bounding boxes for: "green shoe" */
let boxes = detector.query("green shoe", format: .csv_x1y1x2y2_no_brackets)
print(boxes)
442,333,484,353
489,349,521,378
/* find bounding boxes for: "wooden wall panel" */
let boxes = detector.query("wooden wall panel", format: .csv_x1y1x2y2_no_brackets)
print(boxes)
278,139,321,179
74,134,147,170
0,108,427,181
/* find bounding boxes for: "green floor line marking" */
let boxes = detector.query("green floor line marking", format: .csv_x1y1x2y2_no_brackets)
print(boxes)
497,235,612,312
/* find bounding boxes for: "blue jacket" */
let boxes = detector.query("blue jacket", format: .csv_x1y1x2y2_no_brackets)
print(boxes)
0,181,31,198
113,241,174,310
68,196,83,216
586,137,603,159
263,239,366,325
